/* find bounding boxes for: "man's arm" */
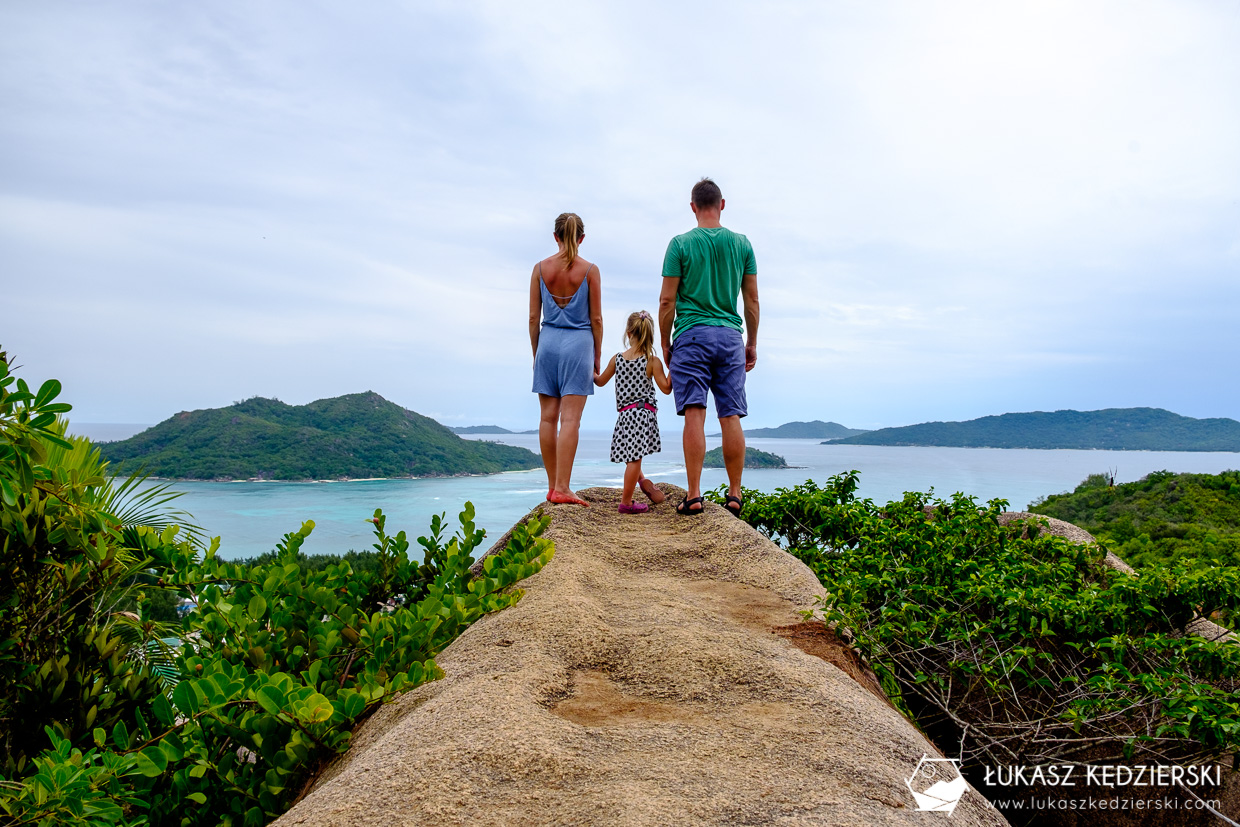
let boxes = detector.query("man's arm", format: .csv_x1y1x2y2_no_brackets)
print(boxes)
741,271,759,372
659,276,678,367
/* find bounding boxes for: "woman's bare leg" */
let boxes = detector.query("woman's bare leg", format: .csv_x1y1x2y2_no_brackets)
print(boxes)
550,394,588,504
622,461,642,505
538,394,560,496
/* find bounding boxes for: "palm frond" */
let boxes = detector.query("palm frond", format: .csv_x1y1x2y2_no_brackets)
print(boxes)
111,614,184,691
47,417,205,547
101,471,205,548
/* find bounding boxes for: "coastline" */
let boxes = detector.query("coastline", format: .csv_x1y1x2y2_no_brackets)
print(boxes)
822,442,1240,453
127,467,545,484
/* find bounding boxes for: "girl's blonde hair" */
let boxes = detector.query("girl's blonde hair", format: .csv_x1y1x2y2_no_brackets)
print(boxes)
554,212,584,269
625,311,656,374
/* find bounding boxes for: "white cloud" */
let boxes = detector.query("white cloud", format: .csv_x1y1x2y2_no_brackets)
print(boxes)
1,0,1237,430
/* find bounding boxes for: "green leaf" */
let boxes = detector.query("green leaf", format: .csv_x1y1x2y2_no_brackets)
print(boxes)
248,594,268,619
0,476,16,506
33,378,62,408
300,692,333,724
255,684,285,715
136,747,168,777
342,692,366,719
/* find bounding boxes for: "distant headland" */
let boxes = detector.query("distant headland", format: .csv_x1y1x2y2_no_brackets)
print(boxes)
451,425,539,435
100,392,542,480
828,407,1240,452
708,420,868,439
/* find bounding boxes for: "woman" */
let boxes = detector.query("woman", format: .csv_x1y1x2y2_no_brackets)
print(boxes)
530,212,603,506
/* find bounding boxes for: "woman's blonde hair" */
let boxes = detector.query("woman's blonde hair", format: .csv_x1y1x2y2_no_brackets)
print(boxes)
625,311,656,372
554,212,584,269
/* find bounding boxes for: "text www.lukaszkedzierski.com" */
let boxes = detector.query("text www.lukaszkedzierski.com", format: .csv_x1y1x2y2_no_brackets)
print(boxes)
985,796,1221,812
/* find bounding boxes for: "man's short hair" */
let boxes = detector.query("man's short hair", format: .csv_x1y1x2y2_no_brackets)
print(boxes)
691,177,722,209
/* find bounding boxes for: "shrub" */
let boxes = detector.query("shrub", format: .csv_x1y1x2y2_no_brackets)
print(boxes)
711,473,1240,771
1,356,554,825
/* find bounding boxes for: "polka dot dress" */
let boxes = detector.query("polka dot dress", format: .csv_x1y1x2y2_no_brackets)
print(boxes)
610,353,662,463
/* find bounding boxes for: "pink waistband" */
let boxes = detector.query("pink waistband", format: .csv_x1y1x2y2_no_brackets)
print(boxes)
619,402,658,413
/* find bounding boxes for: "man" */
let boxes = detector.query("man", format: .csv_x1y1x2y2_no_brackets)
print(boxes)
659,177,759,517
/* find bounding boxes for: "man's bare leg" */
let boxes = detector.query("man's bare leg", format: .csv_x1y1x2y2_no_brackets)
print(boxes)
537,394,560,497
719,414,745,510
682,405,707,512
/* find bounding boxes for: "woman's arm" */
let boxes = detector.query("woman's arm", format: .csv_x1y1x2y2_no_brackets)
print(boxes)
529,266,542,362
594,355,616,387
650,357,673,395
588,265,603,375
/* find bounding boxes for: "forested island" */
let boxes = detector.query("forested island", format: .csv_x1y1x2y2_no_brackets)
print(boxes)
100,392,541,480
740,420,868,439
828,407,1240,451
703,446,789,468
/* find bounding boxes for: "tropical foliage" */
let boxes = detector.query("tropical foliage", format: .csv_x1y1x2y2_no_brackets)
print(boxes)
1,358,182,779
1031,469,1240,570
100,392,541,480
832,407,1240,451
710,473,1240,773
1,358,554,826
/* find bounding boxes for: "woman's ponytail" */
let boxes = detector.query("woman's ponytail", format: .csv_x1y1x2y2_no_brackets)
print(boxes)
554,212,584,269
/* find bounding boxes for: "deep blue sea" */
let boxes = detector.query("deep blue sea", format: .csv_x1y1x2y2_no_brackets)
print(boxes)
97,431,1240,560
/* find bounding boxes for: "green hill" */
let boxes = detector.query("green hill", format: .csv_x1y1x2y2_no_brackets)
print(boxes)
828,408,1240,451
100,392,542,480
742,420,868,439
1031,470,1240,570
703,446,789,469
451,425,513,434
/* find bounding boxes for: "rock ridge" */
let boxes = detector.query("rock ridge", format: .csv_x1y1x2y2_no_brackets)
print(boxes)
277,484,1008,826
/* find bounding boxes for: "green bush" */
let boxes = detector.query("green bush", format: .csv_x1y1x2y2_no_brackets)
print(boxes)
1,356,554,826
711,473,1240,770
1032,469,1240,572
0,360,176,778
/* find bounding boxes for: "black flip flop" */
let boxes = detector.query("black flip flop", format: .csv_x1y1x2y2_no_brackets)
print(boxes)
675,496,705,516
724,495,744,518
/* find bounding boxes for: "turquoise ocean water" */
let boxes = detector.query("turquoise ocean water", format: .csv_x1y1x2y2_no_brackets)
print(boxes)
147,432,1238,560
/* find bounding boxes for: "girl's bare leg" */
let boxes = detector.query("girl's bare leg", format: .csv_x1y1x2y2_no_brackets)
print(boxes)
537,394,560,497
622,461,642,505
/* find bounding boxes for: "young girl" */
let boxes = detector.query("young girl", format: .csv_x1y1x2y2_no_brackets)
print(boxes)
594,311,672,513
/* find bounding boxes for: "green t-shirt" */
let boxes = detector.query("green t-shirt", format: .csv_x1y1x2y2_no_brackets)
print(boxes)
661,226,757,341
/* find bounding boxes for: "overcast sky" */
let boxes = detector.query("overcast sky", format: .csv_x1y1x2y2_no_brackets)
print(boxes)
3,1,1237,432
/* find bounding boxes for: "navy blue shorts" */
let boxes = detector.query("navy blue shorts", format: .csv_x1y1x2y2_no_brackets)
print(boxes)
669,325,747,418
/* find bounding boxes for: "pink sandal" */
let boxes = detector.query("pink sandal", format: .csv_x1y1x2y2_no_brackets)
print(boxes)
618,502,649,514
